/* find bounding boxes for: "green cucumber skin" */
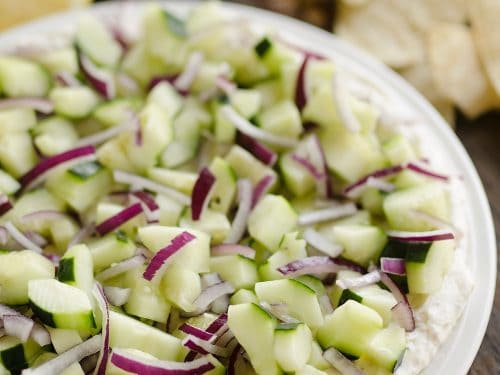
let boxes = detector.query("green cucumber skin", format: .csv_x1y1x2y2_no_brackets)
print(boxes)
57,258,76,283
338,289,363,306
1,343,27,375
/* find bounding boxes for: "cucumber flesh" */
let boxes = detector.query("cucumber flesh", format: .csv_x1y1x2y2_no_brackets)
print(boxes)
274,322,313,372
57,244,94,294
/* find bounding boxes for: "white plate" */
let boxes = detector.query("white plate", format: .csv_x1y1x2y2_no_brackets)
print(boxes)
0,2,496,374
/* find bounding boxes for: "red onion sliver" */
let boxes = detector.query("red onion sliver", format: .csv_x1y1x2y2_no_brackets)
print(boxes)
303,227,343,258
298,203,357,226
210,294,230,314
79,53,115,100
30,323,51,347
3,314,34,342
323,347,366,375
193,282,235,313
292,153,324,179
406,161,449,181
221,106,298,148
93,283,110,375
366,177,395,193
55,71,81,87
227,344,242,375
182,336,229,357
278,256,363,277
69,223,95,247
206,313,228,335
259,302,299,324
0,97,53,114
191,168,216,221
251,175,276,209
225,179,253,244
211,244,255,259
4,221,42,253
130,191,160,223
379,271,415,331
386,229,455,242
22,335,102,375
20,145,96,190
336,270,381,290
295,55,310,111
179,324,216,342
95,254,146,281
237,133,277,167
174,52,204,93
392,301,416,332
95,203,143,236
343,165,404,198
117,72,140,95
409,209,462,238
380,257,406,276
110,348,215,375
21,210,66,224
143,231,196,281
215,76,237,96
103,286,131,307
0,194,13,216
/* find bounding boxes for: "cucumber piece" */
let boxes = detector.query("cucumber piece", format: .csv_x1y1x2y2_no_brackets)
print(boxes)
179,209,231,245
332,225,387,266
0,57,50,98
213,101,236,143
88,232,136,272
0,108,36,136
253,79,283,110
160,267,201,312
93,98,142,127
382,135,417,165
248,195,298,251
191,62,234,94
121,41,166,87
383,183,450,231
360,188,385,216
49,86,99,119
171,312,218,339
225,145,278,186
317,300,383,359
147,168,197,195
274,323,313,372
280,152,316,197
230,89,262,119
0,251,55,305
360,325,406,372
295,275,325,296
46,327,82,354
97,138,134,173
0,170,20,195
95,202,145,237
255,279,324,329
32,117,79,157
230,289,258,305
45,162,112,213
75,15,122,67
307,341,331,370
406,239,455,294
147,82,183,121
57,244,94,294
305,60,335,99
108,310,185,360
0,337,40,375
28,279,96,334
156,194,185,226
138,226,210,273
208,157,237,215
257,100,302,139
36,48,78,75
210,255,259,289
228,303,281,375
49,216,79,253
186,1,224,33
0,132,38,178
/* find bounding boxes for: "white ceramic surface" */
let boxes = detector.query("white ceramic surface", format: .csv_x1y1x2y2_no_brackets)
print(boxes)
0,2,496,374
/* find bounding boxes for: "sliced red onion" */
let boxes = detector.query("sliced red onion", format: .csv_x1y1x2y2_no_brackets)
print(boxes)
292,153,324,179
405,161,449,182
79,53,115,100
22,334,102,375
206,313,228,335
95,203,143,236
386,229,455,242
179,324,216,343
4,221,42,253
111,26,130,51
211,244,255,259
379,271,415,331
55,71,80,87
221,106,298,148
95,254,146,281
69,223,95,247
295,55,310,111
0,194,13,216
110,348,215,375
298,203,357,226
332,73,361,133
336,270,381,290
103,286,131,307
43,253,61,266
182,336,229,357
251,175,276,208
0,97,54,114
343,165,404,198
174,52,204,93
3,314,34,342
76,115,137,147
24,231,48,248
193,282,235,313
380,257,406,276
227,344,242,375
0,226,8,245
278,256,350,277
148,75,179,93
21,210,66,224
143,231,196,281
191,168,216,221
323,347,366,375
20,145,96,190
130,191,160,223
391,301,416,332
312,134,333,198
409,209,462,238
277,37,326,60
237,133,277,167
93,283,110,375
113,170,191,206
117,72,140,95
215,329,235,348
366,177,395,193
259,302,299,324
319,294,334,315
303,227,343,258
225,179,253,244
215,76,237,96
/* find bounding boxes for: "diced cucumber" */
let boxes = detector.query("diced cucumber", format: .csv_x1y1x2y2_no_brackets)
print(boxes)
255,279,324,329
305,60,335,99
191,62,234,94
147,82,183,121
228,303,281,375
406,239,455,294
0,337,40,374
156,194,185,226
97,138,134,173
317,300,383,359
248,195,298,251
382,135,417,165
360,188,385,216
57,244,94,294
124,273,171,322
295,275,325,296
207,157,236,215
0,108,36,136
0,251,55,305
274,323,312,372
0,132,38,177
230,289,259,305
32,117,79,156
46,327,82,354
108,310,185,360
93,98,142,127
332,225,387,266
213,101,236,143
186,0,225,33
179,209,231,245
360,325,406,372
138,226,210,273
121,42,166,87
75,15,122,67
257,100,302,139
210,255,259,289
28,279,96,334
46,162,112,213
225,145,278,186
147,168,197,195
383,183,450,231
307,341,331,370
230,89,262,119
50,86,99,119
0,56,50,98
160,267,201,312
0,170,20,195
49,216,79,253
95,202,145,237
36,48,78,75
88,232,136,272
280,152,316,197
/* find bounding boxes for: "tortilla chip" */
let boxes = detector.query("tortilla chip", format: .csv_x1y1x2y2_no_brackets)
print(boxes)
468,0,500,97
427,23,498,118
335,0,425,68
